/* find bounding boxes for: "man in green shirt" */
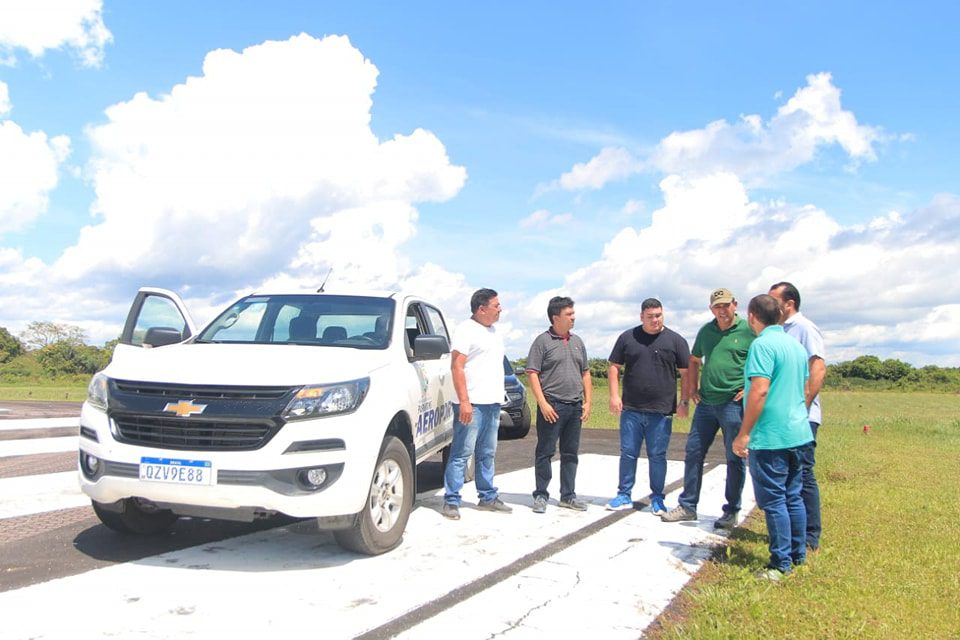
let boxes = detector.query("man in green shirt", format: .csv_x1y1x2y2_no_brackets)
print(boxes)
661,288,754,528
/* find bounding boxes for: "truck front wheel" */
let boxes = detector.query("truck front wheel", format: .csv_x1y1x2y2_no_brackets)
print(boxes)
334,436,413,555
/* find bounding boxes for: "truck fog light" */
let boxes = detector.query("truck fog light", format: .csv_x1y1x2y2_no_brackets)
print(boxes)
82,453,100,476
300,467,328,489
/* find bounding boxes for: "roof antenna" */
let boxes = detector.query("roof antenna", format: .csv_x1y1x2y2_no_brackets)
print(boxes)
317,268,333,293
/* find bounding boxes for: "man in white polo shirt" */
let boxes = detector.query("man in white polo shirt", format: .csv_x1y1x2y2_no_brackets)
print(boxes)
442,288,511,520
769,281,825,552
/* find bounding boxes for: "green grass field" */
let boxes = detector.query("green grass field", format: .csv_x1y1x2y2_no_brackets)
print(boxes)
0,382,87,402
2,380,958,637
537,382,960,637
648,391,960,639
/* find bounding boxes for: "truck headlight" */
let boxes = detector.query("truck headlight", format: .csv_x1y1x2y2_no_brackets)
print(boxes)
86,373,110,412
283,378,370,420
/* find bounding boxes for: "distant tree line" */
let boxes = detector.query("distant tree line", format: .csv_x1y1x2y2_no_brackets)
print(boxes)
0,322,117,380
826,355,960,390
511,354,959,391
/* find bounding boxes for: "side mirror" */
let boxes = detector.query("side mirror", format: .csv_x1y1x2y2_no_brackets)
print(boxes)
413,335,449,360
143,327,183,347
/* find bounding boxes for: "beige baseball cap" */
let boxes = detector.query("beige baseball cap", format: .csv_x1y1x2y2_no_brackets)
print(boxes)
710,287,735,306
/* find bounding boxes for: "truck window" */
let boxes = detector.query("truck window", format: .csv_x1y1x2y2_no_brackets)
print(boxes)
131,296,190,346
423,305,450,341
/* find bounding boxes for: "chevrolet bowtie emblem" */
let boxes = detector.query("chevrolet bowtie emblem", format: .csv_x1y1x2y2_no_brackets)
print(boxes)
163,400,207,418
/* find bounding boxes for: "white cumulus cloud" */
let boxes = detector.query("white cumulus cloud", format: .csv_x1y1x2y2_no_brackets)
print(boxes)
554,72,886,193
511,175,960,366
519,209,573,228
53,34,465,292
558,146,640,191
0,0,112,67
0,112,71,233
0,81,9,115
0,33,468,344
652,72,884,178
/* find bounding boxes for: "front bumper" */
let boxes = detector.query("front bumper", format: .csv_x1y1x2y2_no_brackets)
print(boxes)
77,401,381,519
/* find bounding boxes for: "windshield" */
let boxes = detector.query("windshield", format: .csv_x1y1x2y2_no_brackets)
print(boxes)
195,294,394,349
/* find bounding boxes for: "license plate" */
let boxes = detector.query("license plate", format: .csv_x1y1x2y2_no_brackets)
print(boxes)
139,456,214,485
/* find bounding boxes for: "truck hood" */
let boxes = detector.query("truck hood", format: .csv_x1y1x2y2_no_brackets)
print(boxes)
104,343,391,386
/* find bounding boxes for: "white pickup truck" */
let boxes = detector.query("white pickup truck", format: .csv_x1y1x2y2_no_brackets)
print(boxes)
78,287,457,555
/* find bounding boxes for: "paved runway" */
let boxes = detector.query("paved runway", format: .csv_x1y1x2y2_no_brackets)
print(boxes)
0,412,755,639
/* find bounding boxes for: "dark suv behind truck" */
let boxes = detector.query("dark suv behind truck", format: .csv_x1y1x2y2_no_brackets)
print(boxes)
500,356,531,439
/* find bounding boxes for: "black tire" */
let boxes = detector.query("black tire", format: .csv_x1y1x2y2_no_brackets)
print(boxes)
92,498,178,535
502,403,532,440
513,403,532,439
334,436,413,555
441,444,475,483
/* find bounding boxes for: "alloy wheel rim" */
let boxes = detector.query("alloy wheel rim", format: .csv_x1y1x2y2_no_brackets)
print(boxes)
369,459,403,532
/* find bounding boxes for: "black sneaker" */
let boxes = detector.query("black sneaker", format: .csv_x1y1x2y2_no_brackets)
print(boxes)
477,498,513,513
441,503,460,520
558,498,588,511
714,511,738,529
532,495,548,514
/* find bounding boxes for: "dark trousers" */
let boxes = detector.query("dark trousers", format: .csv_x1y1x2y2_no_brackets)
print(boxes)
800,421,822,548
533,399,582,501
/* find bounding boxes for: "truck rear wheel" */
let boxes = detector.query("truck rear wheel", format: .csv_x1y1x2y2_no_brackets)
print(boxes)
334,436,413,555
92,498,178,535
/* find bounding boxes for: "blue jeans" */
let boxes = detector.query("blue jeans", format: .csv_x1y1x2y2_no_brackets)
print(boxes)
800,421,822,548
678,400,746,514
616,410,672,501
443,403,500,505
533,399,582,501
749,447,807,573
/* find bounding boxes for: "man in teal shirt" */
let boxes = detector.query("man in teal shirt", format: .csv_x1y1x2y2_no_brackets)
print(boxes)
732,294,813,579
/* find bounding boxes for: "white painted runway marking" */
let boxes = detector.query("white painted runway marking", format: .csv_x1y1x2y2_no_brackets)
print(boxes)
396,461,753,638
0,417,79,431
0,471,88,519
0,435,78,458
0,455,755,639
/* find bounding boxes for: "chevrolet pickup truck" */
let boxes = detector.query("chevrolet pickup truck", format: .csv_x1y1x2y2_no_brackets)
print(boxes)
78,287,457,555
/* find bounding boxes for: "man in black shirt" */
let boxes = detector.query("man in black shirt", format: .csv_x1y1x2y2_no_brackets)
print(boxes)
606,298,691,515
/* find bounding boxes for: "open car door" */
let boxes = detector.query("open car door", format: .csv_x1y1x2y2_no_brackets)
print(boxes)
118,287,198,348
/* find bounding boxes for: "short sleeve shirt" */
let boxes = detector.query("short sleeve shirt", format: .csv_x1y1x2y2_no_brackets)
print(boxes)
451,318,505,404
526,329,589,402
608,326,690,415
743,326,813,450
692,316,755,405
783,311,825,425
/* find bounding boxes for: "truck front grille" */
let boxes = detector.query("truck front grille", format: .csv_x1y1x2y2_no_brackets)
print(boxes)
113,380,293,401
112,415,277,451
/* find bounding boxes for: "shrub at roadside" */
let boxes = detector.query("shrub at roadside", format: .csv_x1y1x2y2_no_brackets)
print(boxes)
0,327,24,363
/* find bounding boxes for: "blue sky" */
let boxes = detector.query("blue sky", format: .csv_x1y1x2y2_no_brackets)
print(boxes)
1,1,958,365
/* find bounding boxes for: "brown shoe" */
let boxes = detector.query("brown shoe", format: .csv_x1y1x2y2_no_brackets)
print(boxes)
441,503,460,520
477,498,512,513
